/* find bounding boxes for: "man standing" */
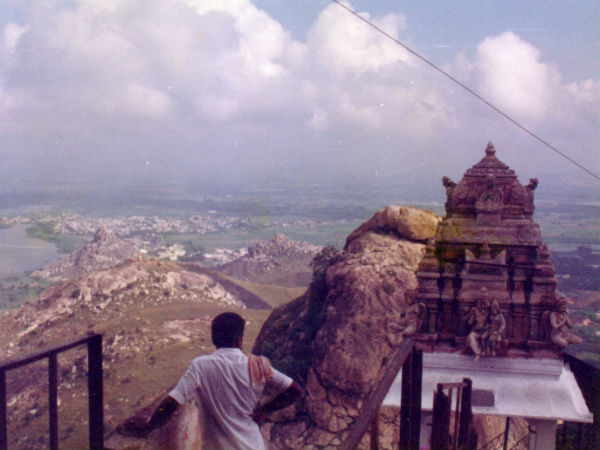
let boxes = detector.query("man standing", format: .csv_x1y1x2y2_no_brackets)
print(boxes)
119,312,303,450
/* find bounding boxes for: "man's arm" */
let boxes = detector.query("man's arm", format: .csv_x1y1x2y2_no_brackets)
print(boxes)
117,396,180,438
253,381,304,421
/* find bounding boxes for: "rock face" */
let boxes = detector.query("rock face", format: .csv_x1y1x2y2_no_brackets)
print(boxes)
253,206,439,449
7,259,246,357
216,233,321,287
31,226,139,282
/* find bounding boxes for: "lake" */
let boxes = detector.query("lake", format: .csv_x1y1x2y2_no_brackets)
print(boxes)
0,224,62,275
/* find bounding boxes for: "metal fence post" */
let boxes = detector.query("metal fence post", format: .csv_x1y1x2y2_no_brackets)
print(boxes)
409,348,423,450
49,353,58,450
399,348,412,450
0,370,6,450
87,335,103,450
458,377,472,449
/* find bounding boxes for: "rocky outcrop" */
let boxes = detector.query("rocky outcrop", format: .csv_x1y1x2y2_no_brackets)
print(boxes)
0,256,272,449
7,259,246,354
216,233,322,287
253,206,439,449
346,205,439,244
31,226,139,282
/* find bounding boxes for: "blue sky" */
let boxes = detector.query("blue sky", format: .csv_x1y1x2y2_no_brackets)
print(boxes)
0,0,598,194
254,1,599,81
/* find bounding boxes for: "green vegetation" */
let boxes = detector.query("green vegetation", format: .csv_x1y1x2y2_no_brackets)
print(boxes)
25,221,56,241
0,275,49,311
25,222,89,253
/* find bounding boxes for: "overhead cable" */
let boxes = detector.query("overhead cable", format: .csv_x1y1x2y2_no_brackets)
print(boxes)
333,0,600,182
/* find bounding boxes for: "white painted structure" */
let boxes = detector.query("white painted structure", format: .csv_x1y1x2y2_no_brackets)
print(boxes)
383,353,593,449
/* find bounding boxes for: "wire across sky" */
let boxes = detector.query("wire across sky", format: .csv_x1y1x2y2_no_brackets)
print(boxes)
333,0,600,183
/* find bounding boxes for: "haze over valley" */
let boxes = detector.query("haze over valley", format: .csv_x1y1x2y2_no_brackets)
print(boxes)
0,0,598,448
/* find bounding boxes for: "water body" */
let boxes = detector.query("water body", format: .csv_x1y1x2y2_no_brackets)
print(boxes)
0,224,62,275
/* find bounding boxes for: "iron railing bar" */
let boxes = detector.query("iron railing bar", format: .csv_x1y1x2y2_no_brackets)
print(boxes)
453,387,461,449
341,338,414,450
369,414,379,450
503,416,510,450
0,371,6,450
87,335,104,450
399,349,411,450
409,349,423,450
479,426,507,449
0,336,95,372
49,354,58,450
458,378,472,449
508,429,531,450
0,334,103,450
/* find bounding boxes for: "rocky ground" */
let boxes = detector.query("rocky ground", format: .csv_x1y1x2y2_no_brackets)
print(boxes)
31,226,138,282
1,225,325,449
0,255,272,449
215,233,321,287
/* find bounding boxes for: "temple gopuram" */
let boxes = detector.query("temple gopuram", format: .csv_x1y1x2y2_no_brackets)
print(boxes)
409,141,581,358
386,142,592,450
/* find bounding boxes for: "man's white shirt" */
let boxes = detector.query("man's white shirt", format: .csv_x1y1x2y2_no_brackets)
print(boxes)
169,348,292,450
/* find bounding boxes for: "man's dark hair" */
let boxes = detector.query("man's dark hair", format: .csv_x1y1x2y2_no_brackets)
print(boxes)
211,312,245,348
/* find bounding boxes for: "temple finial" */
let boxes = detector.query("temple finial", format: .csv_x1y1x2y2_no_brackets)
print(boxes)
485,141,496,156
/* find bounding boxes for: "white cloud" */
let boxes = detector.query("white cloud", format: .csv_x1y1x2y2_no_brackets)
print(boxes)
306,3,409,77
302,3,448,141
471,31,562,121
2,22,29,56
0,1,598,184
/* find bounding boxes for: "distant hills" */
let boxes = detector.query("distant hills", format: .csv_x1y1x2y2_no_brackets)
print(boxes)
215,233,321,287
0,229,315,449
31,226,139,282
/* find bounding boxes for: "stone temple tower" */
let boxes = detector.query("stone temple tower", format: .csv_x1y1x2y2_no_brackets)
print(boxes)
409,142,575,358
395,142,591,450
384,143,593,449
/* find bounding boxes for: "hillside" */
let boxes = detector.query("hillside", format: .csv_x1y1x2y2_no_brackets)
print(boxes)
0,257,274,449
31,226,138,282
215,233,321,287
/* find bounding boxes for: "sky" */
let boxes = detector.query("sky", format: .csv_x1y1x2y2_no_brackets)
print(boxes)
0,0,598,196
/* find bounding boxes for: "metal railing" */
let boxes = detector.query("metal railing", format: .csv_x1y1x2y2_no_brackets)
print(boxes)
430,378,475,450
557,353,600,450
0,334,103,450
339,338,423,450
478,417,531,450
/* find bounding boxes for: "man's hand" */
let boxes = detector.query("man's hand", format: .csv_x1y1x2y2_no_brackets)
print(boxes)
251,405,268,423
116,396,180,438
116,416,151,438
253,381,304,423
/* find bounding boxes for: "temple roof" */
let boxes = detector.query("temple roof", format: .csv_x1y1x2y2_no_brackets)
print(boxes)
464,142,516,179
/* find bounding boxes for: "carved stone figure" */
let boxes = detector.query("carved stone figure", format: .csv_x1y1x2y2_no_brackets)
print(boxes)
442,176,457,213
475,175,503,213
545,297,582,349
466,288,490,360
483,299,505,357
392,303,427,337
523,178,538,215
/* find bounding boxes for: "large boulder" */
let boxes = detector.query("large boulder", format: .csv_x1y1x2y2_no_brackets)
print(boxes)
253,206,439,449
346,206,440,245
